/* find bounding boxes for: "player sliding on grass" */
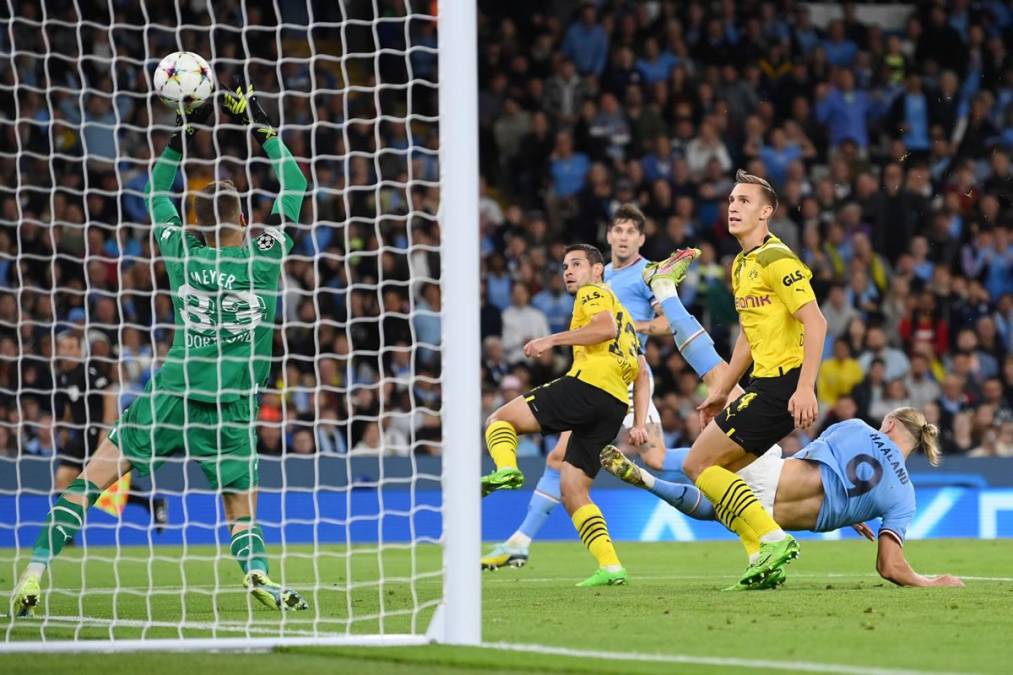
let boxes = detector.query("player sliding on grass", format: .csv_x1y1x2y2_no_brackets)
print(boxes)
601,408,965,589
481,205,720,571
481,244,649,586
12,80,309,617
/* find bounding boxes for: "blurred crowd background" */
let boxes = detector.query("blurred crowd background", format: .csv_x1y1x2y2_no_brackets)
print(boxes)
0,0,1011,462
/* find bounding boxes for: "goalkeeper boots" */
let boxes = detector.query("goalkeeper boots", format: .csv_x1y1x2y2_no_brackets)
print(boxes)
576,567,628,587
480,543,529,570
244,571,309,611
738,535,800,588
481,467,525,497
11,570,41,618
600,445,647,488
642,247,702,288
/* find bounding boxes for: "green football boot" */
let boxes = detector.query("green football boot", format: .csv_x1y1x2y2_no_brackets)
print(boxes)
642,247,702,288
480,543,529,570
600,445,647,488
481,467,525,497
738,535,800,587
244,571,309,611
11,571,41,618
723,566,787,591
576,567,628,587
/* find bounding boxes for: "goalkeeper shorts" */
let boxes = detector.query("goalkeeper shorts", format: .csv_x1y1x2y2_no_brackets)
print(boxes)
108,379,259,492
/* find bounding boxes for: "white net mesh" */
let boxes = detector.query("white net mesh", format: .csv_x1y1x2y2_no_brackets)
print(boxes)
1,0,449,644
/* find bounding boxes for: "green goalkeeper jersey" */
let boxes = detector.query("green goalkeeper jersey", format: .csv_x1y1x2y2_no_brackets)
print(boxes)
145,139,306,403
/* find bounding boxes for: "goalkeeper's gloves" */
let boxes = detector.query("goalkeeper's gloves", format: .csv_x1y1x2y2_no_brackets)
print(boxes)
221,78,278,146
167,101,213,154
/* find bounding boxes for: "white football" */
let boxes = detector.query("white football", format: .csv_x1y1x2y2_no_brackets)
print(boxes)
153,51,214,113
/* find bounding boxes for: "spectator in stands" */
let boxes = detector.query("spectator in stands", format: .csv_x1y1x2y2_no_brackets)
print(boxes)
562,2,608,77
818,337,864,407
531,273,574,334
548,130,590,200
500,283,550,364
815,69,872,151
906,352,943,410
859,326,911,382
853,358,888,424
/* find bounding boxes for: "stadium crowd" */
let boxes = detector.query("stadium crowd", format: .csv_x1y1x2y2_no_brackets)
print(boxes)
1,0,1012,461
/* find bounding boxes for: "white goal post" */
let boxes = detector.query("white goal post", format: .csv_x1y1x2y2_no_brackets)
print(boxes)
0,0,480,652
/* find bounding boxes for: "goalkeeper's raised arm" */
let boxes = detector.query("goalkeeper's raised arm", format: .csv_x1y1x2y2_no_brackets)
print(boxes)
221,79,308,227
144,102,213,232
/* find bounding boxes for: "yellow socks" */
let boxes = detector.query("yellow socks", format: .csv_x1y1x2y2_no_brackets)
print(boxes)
485,420,518,470
571,503,621,569
695,465,783,548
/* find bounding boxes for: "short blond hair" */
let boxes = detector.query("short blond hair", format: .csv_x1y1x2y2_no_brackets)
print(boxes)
888,406,941,466
735,169,779,213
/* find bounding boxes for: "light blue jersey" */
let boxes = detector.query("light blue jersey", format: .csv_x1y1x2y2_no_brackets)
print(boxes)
604,257,655,348
793,419,916,542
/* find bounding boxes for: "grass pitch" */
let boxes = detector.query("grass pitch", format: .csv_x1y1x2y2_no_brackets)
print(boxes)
2,539,1012,674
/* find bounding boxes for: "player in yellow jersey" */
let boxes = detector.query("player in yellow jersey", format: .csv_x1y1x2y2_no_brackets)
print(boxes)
675,170,828,590
481,243,650,586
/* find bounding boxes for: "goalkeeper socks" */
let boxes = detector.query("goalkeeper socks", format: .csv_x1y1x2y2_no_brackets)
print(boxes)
230,518,269,575
510,466,561,548
571,503,621,570
659,297,721,377
695,466,783,544
486,420,519,471
31,478,101,564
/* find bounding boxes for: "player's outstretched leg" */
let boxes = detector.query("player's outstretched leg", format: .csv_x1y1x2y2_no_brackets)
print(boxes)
482,433,569,570
481,466,559,569
561,461,627,587
643,248,725,381
642,247,701,288
223,495,308,611
685,425,798,587
11,439,126,618
600,445,715,521
482,395,541,497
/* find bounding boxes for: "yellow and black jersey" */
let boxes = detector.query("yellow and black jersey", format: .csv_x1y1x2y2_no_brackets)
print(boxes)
566,283,640,403
731,234,817,378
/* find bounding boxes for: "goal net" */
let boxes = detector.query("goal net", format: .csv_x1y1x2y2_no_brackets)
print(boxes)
1,0,480,650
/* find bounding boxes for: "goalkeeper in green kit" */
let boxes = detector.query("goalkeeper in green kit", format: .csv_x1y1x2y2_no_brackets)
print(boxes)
12,81,309,616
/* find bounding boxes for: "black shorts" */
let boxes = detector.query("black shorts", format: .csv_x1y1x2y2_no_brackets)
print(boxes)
57,429,100,470
714,367,800,455
525,376,628,478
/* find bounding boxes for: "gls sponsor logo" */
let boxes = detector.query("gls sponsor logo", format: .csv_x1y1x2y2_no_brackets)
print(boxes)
782,270,804,287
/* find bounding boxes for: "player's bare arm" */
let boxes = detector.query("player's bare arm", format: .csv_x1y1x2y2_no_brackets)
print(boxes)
788,300,827,429
875,534,964,588
628,354,650,446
